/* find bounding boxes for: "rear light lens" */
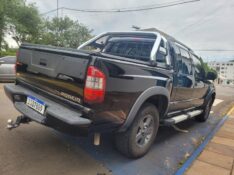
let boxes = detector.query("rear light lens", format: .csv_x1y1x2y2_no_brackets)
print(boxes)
84,66,106,103
14,61,22,74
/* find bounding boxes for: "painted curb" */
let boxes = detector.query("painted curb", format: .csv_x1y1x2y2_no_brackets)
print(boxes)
227,105,234,116
174,115,228,175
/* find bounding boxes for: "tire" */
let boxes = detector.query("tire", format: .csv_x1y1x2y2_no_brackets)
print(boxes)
196,98,213,122
114,103,159,158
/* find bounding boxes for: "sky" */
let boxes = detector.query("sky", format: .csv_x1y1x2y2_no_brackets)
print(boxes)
7,0,234,62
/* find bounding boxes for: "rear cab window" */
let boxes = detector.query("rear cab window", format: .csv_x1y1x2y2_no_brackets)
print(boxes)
79,32,173,68
102,37,154,62
79,33,160,62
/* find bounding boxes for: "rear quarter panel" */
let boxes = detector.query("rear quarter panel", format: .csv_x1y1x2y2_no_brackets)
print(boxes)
88,56,172,126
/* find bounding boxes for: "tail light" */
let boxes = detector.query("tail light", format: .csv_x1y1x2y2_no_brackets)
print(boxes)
84,66,106,103
14,62,22,74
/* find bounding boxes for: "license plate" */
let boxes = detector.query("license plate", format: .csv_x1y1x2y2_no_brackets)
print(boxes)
26,96,45,114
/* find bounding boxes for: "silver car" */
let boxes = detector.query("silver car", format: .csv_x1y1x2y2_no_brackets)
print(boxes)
0,56,16,82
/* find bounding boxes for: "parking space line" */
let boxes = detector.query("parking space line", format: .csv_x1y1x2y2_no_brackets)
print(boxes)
174,115,228,175
213,99,224,107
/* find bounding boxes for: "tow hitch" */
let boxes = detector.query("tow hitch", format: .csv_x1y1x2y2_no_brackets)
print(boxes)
7,116,31,130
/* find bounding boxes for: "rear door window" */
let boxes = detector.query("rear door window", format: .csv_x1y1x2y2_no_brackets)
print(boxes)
179,48,192,75
191,54,205,79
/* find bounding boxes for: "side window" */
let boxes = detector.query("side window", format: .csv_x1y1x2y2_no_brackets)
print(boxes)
191,54,205,79
173,45,182,71
156,39,167,63
180,48,192,75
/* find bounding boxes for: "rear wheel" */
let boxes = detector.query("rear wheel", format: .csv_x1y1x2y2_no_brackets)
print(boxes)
115,103,159,158
196,98,213,122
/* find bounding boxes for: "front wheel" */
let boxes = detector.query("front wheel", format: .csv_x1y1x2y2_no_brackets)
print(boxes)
114,103,159,158
196,99,213,122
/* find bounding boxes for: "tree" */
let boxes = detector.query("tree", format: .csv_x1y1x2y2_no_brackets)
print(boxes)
7,1,41,46
201,58,218,80
0,0,41,54
0,1,92,55
37,17,93,48
0,0,8,52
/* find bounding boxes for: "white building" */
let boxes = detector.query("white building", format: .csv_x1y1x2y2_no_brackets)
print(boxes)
208,61,234,84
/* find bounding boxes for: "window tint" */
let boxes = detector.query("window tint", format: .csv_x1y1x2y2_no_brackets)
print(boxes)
173,45,182,71
179,48,192,75
191,54,205,79
103,38,154,61
0,56,16,64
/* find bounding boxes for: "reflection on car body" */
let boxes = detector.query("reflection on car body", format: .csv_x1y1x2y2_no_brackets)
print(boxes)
0,56,16,82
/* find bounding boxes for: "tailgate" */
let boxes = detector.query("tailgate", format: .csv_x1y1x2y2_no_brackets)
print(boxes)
16,44,91,104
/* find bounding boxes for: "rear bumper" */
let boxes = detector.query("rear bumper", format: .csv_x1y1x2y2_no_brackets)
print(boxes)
4,84,92,136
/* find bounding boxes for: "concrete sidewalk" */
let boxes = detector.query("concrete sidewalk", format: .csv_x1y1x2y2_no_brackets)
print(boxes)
186,111,234,175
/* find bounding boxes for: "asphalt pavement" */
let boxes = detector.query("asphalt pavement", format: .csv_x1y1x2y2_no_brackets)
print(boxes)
0,84,233,175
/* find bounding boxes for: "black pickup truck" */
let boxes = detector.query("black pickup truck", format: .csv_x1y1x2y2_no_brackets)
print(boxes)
4,31,216,158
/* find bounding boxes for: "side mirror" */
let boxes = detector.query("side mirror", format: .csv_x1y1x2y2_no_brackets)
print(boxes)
206,71,217,81
159,47,167,56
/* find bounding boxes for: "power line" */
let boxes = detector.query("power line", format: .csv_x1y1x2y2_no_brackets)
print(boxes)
195,50,234,52
41,0,200,15
41,7,63,16
63,0,200,13
174,0,228,35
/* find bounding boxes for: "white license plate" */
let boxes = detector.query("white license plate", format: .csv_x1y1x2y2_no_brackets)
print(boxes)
26,96,45,114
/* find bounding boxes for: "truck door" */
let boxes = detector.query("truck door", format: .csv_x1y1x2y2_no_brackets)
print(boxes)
190,54,208,107
170,44,195,111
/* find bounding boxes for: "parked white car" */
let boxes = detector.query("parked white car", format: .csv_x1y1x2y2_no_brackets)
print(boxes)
0,56,16,82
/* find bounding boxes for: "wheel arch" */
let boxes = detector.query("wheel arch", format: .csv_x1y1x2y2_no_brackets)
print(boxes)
145,95,169,119
118,86,170,132
204,88,216,107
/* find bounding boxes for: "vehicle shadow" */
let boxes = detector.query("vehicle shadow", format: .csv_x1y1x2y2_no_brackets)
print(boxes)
58,114,220,175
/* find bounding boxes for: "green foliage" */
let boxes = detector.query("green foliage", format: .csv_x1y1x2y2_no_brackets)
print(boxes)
8,2,41,45
0,0,93,56
0,48,17,57
0,0,8,52
200,58,218,80
36,17,93,48
0,0,41,52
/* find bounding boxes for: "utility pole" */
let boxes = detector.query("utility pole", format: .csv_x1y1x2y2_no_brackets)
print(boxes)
57,0,59,19
56,0,59,46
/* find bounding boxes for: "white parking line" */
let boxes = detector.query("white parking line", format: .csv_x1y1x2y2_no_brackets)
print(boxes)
212,99,224,107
